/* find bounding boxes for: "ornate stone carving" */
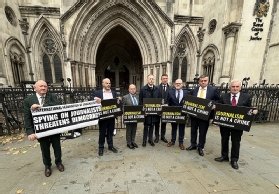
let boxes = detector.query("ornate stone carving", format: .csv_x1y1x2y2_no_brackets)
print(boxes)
222,23,242,38
197,27,205,42
19,19,29,35
253,0,270,17
208,19,217,34
19,6,60,16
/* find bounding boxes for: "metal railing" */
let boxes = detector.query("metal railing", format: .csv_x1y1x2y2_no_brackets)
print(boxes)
0,85,278,135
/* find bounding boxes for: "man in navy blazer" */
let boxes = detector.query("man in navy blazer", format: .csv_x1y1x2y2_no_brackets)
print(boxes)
186,75,220,156
93,78,118,156
166,79,188,150
156,74,170,143
214,80,257,169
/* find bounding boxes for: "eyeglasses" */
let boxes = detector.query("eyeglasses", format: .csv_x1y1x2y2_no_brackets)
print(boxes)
175,83,182,84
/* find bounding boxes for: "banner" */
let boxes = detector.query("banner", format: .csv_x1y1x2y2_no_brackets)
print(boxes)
143,98,162,115
123,106,144,123
161,106,186,123
32,101,101,138
212,103,254,131
100,98,122,120
182,95,213,121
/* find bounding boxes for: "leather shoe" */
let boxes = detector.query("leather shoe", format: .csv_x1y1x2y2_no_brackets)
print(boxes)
214,156,229,162
132,142,138,148
56,163,64,172
179,144,185,150
142,141,146,147
167,142,175,147
127,144,135,149
197,148,204,156
231,161,239,169
98,149,104,156
108,147,118,153
154,138,159,143
161,137,168,143
45,167,52,177
186,145,197,150
148,140,155,146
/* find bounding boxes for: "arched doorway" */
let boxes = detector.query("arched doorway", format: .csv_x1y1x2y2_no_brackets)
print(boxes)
96,26,143,90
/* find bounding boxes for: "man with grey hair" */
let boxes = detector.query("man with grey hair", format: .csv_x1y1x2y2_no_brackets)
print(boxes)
214,80,257,169
24,80,64,177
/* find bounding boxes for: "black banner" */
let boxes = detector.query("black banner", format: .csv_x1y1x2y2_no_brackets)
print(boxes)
182,95,213,121
161,106,186,123
123,106,144,123
212,103,254,131
100,98,122,120
143,98,162,115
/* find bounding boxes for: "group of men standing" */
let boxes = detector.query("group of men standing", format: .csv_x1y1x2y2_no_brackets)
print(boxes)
24,74,256,177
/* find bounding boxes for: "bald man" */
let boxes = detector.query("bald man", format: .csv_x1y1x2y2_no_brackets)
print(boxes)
122,84,139,149
24,80,64,177
93,78,118,156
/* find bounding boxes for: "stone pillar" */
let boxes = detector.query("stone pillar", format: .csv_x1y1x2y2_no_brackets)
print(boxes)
75,63,80,87
143,64,148,85
220,23,241,84
155,64,160,85
115,68,119,88
92,64,96,87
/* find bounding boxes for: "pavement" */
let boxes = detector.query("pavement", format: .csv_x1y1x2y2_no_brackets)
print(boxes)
0,122,279,194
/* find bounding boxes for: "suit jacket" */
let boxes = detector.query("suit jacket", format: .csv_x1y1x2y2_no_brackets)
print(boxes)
139,84,161,124
167,88,188,106
191,85,220,101
219,92,252,107
93,89,117,100
158,83,170,104
23,93,61,136
122,93,139,106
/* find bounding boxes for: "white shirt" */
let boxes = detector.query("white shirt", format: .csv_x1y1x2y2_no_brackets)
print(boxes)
36,93,45,105
231,93,240,104
103,89,113,100
176,89,183,103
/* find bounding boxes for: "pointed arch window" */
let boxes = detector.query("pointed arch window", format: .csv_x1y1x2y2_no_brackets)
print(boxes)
41,32,63,84
10,53,25,86
202,50,215,83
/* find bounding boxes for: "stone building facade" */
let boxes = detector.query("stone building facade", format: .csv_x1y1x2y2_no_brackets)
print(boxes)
0,0,278,88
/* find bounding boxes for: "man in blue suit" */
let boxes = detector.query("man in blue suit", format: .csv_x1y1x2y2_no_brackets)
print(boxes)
166,79,188,150
186,75,220,156
93,78,118,156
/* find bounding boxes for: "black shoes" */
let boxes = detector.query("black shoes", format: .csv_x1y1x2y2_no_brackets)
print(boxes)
148,140,155,146
45,167,52,177
161,137,168,143
186,145,197,150
127,144,135,149
131,142,138,148
142,141,146,147
197,148,204,156
214,156,229,162
154,137,159,143
167,142,175,147
98,149,104,156
108,146,118,153
56,163,64,172
231,161,239,169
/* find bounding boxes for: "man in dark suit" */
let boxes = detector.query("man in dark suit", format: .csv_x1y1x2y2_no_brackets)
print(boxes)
139,74,160,147
122,84,139,149
186,75,220,156
93,78,118,156
166,79,188,150
155,74,170,143
24,80,64,177
214,80,257,169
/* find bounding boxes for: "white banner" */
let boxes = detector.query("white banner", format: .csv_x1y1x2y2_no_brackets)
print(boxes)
32,101,101,138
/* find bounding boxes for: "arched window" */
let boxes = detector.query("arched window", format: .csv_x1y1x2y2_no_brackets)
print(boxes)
53,54,63,82
172,57,179,83
42,54,53,84
202,50,215,83
181,57,187,82
10,53,25,86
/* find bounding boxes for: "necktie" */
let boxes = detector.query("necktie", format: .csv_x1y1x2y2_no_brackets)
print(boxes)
199,88,205,99
232,95,237,106
40,96,45,106
163,85,166,92
132,96,138,105
177,90,180,102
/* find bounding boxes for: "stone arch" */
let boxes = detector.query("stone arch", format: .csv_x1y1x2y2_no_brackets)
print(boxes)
201,44,220,83
68,1,168,65
29,16,64,82
4,37,27,86
173,25,198,82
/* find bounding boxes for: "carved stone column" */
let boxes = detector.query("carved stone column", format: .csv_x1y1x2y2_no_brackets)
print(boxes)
143,64,148,84
196,27,205,76
220,23,241,83
92,64,96,87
